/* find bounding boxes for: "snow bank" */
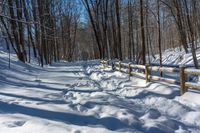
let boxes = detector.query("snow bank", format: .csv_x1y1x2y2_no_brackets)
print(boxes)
152,41,200,66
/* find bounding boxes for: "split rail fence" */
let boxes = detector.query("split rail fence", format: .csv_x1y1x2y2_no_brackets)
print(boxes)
100,60,200,95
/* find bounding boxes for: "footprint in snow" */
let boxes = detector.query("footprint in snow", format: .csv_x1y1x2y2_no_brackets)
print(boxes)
10,101,19,104
76,104,88,112
73,130,82,133
3,121,26,128
84,102,96,109
24,101,31,104
142,108,161,119
78,77,83,80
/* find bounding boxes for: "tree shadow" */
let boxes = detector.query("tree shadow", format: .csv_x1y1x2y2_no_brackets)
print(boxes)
0,92,65,104
0,77,64,92
0,101,141,131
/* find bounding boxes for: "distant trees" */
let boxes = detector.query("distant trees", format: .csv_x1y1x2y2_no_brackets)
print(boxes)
82,0,200,68
81,0,123,60
0,0,81,66
1,0,200,68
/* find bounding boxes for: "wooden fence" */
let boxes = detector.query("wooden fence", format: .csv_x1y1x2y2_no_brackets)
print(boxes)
100,60,200,95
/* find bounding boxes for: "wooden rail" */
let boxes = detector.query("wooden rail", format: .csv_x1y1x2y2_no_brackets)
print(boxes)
100,60,200,95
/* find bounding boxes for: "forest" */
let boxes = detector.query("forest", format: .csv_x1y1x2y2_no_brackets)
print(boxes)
1,0,200,68
1,1,200,132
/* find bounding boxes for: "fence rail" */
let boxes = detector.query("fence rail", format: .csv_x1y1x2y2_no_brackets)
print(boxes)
100,60,200,95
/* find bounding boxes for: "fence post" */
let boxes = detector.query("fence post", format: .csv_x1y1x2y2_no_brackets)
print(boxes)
145,65,149,83
128,63,132,76
180,65,186,95
119,61,121,72
185,71,188,92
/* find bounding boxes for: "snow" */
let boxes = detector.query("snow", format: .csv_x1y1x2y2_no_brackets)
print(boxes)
152,42,200,66
0,46,200,132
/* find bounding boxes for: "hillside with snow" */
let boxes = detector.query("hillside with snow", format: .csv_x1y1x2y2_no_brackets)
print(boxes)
0,45,200,133
152,42,200,66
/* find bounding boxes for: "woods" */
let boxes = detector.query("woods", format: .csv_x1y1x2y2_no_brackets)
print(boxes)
1,0,80,66
1,0,200,68
1,1,200,132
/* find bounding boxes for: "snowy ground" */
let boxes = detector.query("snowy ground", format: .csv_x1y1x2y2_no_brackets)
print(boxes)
152,43,200,66
0,49,200,132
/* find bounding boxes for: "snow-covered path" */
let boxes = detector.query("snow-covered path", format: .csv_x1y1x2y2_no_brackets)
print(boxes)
0,59,200,133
